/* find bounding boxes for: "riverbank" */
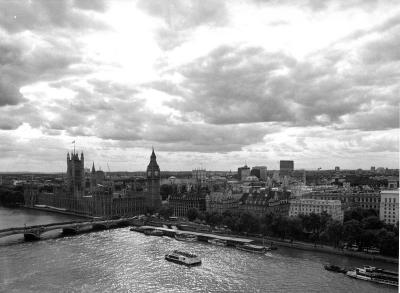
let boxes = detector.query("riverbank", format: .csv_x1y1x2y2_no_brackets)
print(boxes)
231,234,398,264
135,220,398,264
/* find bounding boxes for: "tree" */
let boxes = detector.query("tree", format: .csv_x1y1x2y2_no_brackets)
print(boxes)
361,216,383,230
160,184,173,200
379,231,398,257
238,213,260,234
207,212,223,226
376,229,399,257
344,208,363,222
359,230,377,249
319,211,332,232
261,213,274,235
187,208,199,221
158,206,173,219
270,215,287,239
287,217,303,240
343,219,362,247
299,214,312,232
309,213,321,234
323,220,343,247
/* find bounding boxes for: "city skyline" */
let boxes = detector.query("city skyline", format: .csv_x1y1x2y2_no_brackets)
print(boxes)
0,0,399,172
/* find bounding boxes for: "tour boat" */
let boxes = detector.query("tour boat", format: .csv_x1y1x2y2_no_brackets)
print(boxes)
208,238,227,246
346,266,398,287
175,233,197,242
236,244,269,254
165,250,202,266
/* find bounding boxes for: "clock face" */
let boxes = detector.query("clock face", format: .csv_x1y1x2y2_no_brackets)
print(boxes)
155,171,159,176
147,171,151,176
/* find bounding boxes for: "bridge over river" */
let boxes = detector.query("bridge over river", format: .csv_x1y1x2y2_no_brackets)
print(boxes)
0,217,139,241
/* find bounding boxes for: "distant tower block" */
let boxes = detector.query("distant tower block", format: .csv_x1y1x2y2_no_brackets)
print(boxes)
280,160,294,177
146,148,161,209
66,151,85,197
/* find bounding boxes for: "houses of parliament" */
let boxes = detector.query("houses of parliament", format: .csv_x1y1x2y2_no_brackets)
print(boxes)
24,149,161,217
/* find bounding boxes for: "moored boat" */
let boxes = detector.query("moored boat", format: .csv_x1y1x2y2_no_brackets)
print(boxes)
149,229,164,236
143,228,163,236
346,266,398,287
324,264,347,273
130,226,144,232
165,250,202,266
208,238,227,246
236,244,268,254
175,233,197,242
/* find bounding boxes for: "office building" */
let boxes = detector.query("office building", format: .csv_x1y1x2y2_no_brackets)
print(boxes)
251,166,267,181
238,165,251,181
280,160,294,177
380,189,399,225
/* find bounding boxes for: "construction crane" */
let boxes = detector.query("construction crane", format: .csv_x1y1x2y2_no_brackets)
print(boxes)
107,163,111,179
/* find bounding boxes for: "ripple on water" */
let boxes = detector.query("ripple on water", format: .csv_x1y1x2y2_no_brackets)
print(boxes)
0,228,397,293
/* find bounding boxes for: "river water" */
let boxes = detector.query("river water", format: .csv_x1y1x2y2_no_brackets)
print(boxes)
0,207,398,292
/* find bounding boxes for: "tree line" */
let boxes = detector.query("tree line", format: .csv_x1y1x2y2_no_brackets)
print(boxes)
160,206,398,257
0,186,24,207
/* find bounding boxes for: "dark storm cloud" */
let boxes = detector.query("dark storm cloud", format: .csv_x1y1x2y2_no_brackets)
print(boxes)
0,0,107,33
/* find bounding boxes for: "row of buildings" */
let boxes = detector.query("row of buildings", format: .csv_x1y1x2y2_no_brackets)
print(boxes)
167,164,399,224
20,151,399,225
24,149,162,217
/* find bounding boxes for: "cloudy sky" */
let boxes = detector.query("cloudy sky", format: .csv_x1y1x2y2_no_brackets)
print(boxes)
0,0,399,172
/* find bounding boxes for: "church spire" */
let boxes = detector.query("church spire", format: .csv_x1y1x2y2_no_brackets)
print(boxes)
91,162,95,173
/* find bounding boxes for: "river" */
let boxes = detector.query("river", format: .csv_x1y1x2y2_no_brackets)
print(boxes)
0,207,398,292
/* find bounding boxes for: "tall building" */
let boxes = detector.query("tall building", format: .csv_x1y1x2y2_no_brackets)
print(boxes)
146,148,161,209
89,162,105,192
192,168,207,184
238,165,250,181
380,189,399,225
24,150,146,218
251,166,267,181
66,151,85,196
280,160,294,177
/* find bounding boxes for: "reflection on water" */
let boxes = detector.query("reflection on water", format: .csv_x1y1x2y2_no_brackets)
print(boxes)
0,206,86,229
0,207,397,292
0,227,397,293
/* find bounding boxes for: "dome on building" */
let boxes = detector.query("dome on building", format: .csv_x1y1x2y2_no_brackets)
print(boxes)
244,176,259,182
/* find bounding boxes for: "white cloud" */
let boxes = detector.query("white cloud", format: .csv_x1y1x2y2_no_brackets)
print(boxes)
0,0,398,172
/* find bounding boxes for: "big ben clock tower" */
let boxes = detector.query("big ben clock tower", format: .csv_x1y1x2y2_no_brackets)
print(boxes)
146,148,161,209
